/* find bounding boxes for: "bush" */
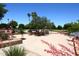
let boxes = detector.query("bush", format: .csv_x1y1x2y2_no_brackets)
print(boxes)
44,29,49,34
3,46,26,56
19,29,25,34
0,32,9,41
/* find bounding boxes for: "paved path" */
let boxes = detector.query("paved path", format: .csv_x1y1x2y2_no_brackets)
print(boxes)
14,32,74,56
0,32,74,56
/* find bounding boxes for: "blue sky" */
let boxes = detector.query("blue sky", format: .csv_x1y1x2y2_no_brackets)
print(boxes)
2,3,79,26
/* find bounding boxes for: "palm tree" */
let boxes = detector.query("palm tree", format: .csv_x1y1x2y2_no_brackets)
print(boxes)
27,13,32,34
27,13,31,21
7,19,9,23
31,12,37,17
31,12,38,32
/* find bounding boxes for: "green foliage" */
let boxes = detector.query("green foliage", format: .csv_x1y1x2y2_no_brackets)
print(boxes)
0,32,9,41
0,4,8,20
18,24,25,29
8,20,18,29
3,46,26,56
63,23,72,29
57,25,62,30
19,29,25,34
27,13,31,21
67,27,73,33
31,12,37,19
65,20,79,33
26,12,56,29
0,23,8,29
68,23,79,33
51,22,56,29
27,13,31,18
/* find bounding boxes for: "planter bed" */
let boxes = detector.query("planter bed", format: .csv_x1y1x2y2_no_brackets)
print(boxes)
0,39,22,48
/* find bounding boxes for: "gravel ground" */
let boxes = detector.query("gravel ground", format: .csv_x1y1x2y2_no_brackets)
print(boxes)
0,32,74,56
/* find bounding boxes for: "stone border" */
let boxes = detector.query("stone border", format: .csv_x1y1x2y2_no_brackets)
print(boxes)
0,39,22,48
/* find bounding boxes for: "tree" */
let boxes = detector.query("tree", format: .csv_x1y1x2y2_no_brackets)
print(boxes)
28,12,52,29
8,20,18,34
29,16,52,29
63,23,72,29
25,24,30,29
18,24,25,39
51,22,56,29
31,12,37,20
66,20,79,33
57,25,62,30
18,24,25,29
0,23,8,29
27,13,31,21
8,20,18,29
7,19,10,23
27,12,56,36
0,4,8,21
40,17,52,29
19,28,25,40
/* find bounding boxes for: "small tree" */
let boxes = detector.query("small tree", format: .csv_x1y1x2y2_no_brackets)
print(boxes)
19,28,25,40
57,25,62,30
8,20,18,33
18,24,25,29
51,22,56,29
8,20,18,29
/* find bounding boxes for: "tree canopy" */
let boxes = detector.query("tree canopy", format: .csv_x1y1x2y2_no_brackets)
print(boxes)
18,24,25,29
63,23,72,29
0,4,8,20
0,23,8,29
57,25,62,30
63,20,79,33
8,20,18,29
26,12,56,29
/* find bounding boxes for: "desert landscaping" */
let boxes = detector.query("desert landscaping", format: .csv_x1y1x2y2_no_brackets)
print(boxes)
0,31,75,56
0,3,79,56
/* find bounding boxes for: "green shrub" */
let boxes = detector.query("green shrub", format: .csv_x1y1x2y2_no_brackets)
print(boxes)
3,46,26,56
44,29,49,34
0,32,9,41
20,30,24,34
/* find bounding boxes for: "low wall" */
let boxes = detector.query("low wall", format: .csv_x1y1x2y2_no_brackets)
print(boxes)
0,39,22,48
